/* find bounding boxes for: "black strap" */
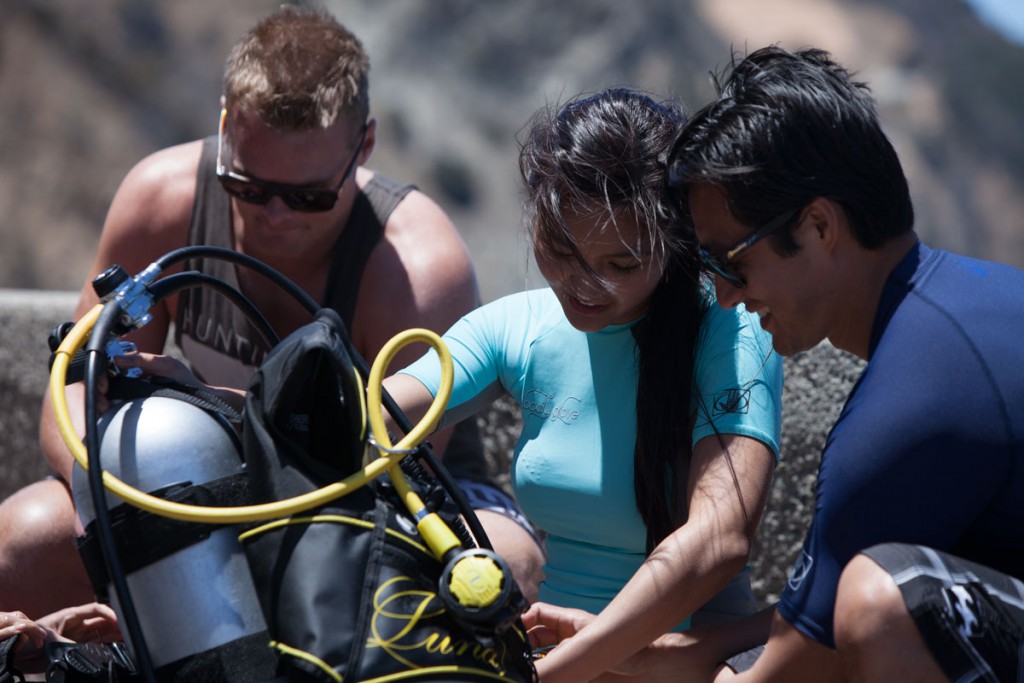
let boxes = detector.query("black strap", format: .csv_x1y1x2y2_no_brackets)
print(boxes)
77,473,251,594
345,495,390,678
108,376,243,425
322,174,411,330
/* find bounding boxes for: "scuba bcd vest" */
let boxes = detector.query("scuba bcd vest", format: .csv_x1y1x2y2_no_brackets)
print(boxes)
240,308,536,682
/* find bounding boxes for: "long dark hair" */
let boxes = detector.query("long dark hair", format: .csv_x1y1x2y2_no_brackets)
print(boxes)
519,88,706,551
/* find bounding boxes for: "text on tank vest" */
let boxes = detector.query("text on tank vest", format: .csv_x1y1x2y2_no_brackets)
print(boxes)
181,312,266,367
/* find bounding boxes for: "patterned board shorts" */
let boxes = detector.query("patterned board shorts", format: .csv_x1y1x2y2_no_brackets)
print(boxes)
864,543,1024,683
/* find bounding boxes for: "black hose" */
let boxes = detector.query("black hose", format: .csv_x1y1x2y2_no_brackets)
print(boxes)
148,272,279,349
84,300,157,683
154,246,320,316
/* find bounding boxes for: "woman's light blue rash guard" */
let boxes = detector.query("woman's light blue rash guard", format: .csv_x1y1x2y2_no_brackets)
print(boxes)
399,288,782,623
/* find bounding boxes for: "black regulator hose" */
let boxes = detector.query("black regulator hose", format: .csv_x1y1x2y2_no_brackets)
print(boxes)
147,271,279,349
154,246,321,315
83,300,157,683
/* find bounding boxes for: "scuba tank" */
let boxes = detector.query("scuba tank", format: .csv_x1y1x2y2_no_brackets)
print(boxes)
71,389,273,680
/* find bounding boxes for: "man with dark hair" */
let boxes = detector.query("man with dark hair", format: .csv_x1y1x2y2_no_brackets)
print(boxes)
527,46,1024,682
0,5,543,619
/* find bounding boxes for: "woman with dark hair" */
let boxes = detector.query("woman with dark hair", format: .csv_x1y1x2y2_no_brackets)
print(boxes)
385,87,782,681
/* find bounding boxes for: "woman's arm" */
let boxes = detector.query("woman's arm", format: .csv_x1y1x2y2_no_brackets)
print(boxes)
380,373,440,441
530,433,775,683
608,606,777,682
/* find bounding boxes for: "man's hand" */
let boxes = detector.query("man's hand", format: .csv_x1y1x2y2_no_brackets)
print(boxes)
113,352,246,412
0,610,50,652
37,602,121,644
1,603,121,674
113,351,203,388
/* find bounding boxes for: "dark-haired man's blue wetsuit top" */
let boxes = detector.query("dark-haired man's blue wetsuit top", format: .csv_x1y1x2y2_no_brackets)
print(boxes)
778,242,1024,648
399,288,782,624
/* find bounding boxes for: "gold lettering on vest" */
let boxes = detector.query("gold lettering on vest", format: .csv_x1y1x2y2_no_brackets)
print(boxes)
364,575,505,674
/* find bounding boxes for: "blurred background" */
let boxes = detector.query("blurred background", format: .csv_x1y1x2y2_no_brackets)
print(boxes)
1,0,1022,607
2,0,1023,304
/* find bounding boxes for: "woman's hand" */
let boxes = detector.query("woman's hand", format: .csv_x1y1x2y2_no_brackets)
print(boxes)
523,602,595,651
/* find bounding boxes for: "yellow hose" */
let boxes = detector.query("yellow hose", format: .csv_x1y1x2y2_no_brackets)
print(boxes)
366,328,461,560
50,306,454,527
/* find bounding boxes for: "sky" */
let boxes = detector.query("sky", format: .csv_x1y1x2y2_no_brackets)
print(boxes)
966,0,1024,44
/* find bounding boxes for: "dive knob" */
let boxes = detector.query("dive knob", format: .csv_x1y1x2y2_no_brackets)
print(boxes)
92,264,130,299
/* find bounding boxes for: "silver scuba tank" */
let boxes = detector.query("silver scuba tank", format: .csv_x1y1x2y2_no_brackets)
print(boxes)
71,395,267,670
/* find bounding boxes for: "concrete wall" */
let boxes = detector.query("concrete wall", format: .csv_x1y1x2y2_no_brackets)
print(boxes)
0,288,865,604
0,289,80,499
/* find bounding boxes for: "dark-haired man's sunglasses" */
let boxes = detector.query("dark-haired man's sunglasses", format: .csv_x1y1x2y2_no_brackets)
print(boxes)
699,208,799,289
215,109,365,213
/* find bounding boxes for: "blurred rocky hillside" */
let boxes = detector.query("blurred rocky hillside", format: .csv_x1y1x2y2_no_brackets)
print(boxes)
2,0,1023,303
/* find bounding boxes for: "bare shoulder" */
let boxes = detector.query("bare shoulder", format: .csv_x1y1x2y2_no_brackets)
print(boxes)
370,184,478,306
384,188,475,276
71,141,205,338
105,140,203,245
